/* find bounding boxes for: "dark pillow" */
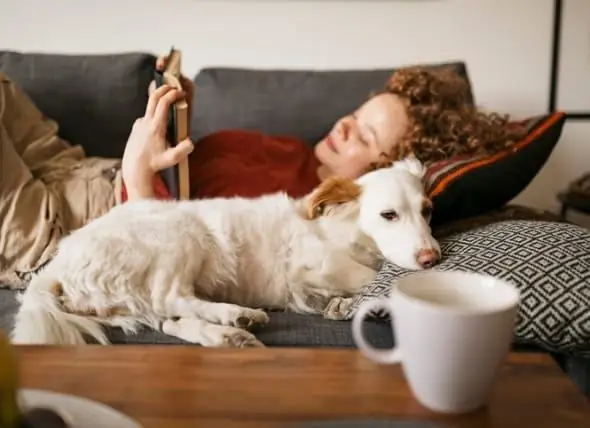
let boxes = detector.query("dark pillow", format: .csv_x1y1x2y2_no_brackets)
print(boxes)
0,50,157,159
191,62,474,145
426,112,566,226
344,220,590,357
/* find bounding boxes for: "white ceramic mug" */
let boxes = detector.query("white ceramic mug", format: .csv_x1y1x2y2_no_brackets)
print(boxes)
352,270,520,414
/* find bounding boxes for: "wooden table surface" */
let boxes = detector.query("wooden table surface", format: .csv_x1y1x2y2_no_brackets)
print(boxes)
14,346,590,428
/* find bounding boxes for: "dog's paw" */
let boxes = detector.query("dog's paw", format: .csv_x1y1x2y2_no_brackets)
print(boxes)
228,308,269,330
323,297,354,320
161,318,265,348
205,305,269,330
221,329,265,348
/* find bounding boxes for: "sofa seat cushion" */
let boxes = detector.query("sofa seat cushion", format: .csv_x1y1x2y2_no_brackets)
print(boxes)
0,289,391,348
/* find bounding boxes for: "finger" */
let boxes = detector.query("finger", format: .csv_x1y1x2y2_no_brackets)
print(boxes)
153,138,194,170
156,56,168,71
153,88,185,126
148,80,156,96
175,138,195,156
145,84,173,118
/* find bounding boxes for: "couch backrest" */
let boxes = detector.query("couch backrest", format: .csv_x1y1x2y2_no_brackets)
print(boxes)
0,51,473,157
191,61,474,146
0,50,156,158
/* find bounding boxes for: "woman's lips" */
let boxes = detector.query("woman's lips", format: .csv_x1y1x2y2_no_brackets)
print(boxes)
326,135,338,153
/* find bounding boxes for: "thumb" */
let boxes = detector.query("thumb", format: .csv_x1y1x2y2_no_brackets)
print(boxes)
154,138,195,170
175,138,195,154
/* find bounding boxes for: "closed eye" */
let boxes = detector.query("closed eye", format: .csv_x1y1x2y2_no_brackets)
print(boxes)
380,210,399,221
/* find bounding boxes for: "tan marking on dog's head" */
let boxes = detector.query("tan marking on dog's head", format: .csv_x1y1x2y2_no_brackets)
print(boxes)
307,177,362,219
422,198,433,218
48,281,63,297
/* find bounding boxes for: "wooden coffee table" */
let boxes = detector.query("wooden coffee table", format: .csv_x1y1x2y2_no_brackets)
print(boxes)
14,346,590,427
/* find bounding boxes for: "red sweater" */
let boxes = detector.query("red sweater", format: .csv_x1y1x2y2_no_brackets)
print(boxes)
121,130,322,202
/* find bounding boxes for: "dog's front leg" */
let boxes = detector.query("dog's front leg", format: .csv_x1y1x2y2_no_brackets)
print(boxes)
313,253,372,320
323,296,355,320
321,252,377,294
287,286,356,320
170,296,269,331
288,253,374,316
292,253,375,292
152,275,269,330
162,317,265,348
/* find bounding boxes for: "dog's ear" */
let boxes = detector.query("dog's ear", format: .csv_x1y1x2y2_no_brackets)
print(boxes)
397,154,425,179
307,177,362,219
367,152,394,172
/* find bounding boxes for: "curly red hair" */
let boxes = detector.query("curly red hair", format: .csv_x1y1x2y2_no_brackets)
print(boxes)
375,66,527,166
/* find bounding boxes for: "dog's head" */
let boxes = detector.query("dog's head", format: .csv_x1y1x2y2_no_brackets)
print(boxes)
305,156,441,270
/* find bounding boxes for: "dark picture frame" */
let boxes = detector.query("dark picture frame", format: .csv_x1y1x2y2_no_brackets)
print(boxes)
549,0,590,120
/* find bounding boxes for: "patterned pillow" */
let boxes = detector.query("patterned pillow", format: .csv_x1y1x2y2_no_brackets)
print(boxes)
425,112,566,226
344,220,590,357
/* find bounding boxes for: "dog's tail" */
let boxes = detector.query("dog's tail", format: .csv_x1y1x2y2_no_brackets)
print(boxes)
11,269,109,346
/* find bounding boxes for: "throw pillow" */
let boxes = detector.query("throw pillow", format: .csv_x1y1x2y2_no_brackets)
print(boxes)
344,220,590,357
426,112,566,226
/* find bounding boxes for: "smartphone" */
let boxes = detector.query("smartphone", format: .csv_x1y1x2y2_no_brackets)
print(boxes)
153,47,178,147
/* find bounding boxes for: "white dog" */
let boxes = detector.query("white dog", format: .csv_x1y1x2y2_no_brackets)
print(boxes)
11,157,440,347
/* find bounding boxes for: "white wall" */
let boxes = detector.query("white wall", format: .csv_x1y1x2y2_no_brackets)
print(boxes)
1,0,588,226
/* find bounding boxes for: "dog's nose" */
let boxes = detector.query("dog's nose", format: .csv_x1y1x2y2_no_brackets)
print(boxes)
416,249,440,269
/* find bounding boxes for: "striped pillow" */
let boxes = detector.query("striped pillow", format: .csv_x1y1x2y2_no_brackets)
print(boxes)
426,112,567,226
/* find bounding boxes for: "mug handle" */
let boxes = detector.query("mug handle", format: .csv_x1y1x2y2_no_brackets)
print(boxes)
352,298,402,364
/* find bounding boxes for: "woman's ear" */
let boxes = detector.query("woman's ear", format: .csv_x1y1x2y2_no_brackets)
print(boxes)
307,177,362,219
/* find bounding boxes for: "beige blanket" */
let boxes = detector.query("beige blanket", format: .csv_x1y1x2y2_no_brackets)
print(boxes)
0,73,121,289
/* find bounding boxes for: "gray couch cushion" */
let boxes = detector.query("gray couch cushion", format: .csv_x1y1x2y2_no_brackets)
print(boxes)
0,51,156,159
106,312,393,348
0,289,18,335
0,289,391,348
191,62,473,146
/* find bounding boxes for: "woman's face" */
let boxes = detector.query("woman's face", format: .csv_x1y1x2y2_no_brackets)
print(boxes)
314,93,409,180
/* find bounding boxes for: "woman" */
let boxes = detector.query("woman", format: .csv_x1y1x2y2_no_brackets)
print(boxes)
0,57,524,287
122,60,525,203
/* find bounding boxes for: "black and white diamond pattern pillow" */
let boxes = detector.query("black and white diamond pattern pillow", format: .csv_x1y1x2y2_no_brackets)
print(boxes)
344,220,590,357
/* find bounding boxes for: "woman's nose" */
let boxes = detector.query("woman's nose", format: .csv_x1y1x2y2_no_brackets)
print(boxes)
339,118,358,142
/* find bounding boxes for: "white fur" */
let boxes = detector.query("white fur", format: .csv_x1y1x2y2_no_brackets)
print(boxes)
11,159,440,347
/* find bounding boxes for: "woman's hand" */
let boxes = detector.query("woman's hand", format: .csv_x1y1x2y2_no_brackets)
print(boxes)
122,84,194,200
149,55,195,119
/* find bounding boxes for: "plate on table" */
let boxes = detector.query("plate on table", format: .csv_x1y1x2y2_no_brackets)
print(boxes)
19,389,142,428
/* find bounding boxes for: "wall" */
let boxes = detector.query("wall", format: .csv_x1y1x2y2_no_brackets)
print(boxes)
0,0,588,226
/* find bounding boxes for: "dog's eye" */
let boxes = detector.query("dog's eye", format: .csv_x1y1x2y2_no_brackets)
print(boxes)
380,210,399,221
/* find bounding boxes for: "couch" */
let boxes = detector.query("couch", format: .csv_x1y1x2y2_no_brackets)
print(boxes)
1,50,589,398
